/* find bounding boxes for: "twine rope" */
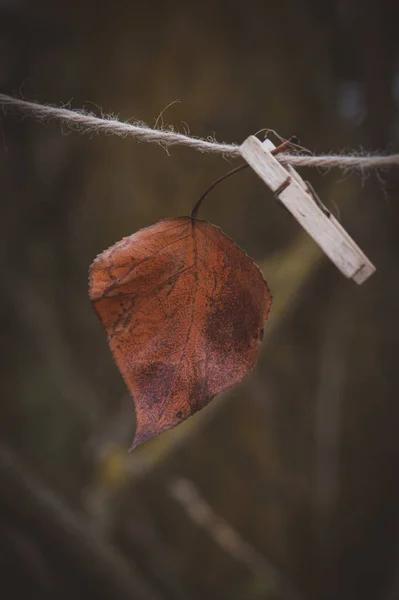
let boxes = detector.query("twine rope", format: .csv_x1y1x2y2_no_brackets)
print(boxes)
1,93,399,170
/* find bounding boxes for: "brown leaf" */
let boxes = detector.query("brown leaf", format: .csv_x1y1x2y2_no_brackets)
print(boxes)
89,217,272,449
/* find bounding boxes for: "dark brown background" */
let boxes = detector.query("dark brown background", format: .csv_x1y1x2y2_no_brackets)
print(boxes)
1,1,399,599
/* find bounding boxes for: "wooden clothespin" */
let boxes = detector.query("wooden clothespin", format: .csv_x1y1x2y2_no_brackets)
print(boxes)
240,135,376,284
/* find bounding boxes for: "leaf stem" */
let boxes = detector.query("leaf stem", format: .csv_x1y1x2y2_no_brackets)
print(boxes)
190,137,298,218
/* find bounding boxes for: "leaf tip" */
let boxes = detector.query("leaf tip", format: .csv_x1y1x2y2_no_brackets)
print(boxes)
129,426,156,452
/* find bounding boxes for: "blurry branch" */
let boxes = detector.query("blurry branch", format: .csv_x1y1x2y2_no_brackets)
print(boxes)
168,477,303,600
84,450,192,599
0,442,163,600
261,235,323,342
83,442,130,535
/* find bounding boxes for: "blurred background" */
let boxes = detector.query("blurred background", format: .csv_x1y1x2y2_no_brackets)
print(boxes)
1,1,399,598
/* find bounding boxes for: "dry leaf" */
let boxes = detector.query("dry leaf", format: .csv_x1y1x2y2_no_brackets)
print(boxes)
89,217,272,449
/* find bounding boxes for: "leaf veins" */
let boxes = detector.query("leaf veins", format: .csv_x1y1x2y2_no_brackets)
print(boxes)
89,217,272,449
